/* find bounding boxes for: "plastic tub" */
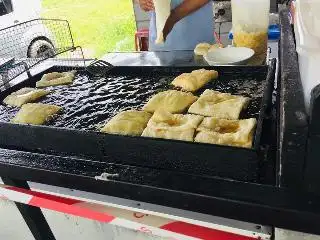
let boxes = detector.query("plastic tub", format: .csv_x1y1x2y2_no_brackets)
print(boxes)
231,0,270,57
229,25,280,41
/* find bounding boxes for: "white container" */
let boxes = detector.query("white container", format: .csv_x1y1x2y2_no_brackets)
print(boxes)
294,0,320,113
204,47,254,65
231,0,270,56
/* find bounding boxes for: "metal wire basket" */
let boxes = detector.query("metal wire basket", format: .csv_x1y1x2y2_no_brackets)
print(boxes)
0,19,85,87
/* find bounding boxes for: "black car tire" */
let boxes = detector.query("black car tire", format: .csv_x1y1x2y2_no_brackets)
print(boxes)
28,39,55,58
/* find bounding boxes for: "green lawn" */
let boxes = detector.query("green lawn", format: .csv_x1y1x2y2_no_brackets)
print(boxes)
42,0,136,58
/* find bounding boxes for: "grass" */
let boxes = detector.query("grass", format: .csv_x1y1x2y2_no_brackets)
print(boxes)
42,0,136,58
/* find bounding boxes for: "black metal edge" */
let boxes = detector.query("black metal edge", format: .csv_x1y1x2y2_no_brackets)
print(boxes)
276,56,282,187
1,148,320,235
253,59,276,149
257,99,278,185
101,132,259,181
305,136,320,193
309,85,320,135
304,86,320,193
0,122,259,181
279,9,309,188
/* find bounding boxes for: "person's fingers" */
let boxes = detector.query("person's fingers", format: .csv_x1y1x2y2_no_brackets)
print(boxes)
139,0,147,11
145,0,154,11
140,0,154,11
142,5,153,11
148,0,155,9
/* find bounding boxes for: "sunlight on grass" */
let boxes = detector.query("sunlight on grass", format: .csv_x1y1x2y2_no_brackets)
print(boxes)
42,0,136,58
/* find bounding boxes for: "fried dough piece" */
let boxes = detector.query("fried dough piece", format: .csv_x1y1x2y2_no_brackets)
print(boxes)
172,69,218,92
3,88,49,107
142,109,203,142
36,70,76,87
194,43,212,56
188,90,249,119
195,117,257,148
11,103,62,125
143,90,197,113
101,110,152,136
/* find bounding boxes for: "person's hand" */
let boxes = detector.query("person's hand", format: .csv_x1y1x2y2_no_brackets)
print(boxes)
162,13,178,41
138,0,154,12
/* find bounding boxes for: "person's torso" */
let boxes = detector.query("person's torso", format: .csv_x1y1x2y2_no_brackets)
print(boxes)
149,0,214,51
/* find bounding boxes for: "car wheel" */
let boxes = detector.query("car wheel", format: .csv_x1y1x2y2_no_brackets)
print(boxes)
28,39,55,58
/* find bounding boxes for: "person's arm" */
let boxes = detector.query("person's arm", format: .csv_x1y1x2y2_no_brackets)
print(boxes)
163,0,211,40
137,0,154,12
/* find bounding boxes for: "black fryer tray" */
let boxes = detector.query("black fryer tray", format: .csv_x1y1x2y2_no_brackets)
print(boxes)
0,64,275,182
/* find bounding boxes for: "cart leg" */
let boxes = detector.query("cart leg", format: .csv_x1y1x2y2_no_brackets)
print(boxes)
2,177,56,240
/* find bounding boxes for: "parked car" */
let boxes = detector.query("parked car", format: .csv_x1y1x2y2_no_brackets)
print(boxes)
0,0,56,58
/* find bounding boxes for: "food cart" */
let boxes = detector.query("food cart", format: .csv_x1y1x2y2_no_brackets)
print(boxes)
1,1,320,240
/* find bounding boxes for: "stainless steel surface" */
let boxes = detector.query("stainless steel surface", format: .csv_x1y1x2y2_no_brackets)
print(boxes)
101,41,278,67
101,51,209,67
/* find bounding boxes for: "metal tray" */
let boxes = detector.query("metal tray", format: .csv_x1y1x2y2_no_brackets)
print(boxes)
0,63,275,182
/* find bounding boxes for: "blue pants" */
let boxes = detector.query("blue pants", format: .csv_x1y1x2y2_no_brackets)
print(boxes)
149,0,214,51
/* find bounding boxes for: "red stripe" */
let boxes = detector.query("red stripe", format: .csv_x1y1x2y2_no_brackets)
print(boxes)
161,222,258,240
3,186,259,239
6,187,81,205
5,186,115,223
29,196,115,223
